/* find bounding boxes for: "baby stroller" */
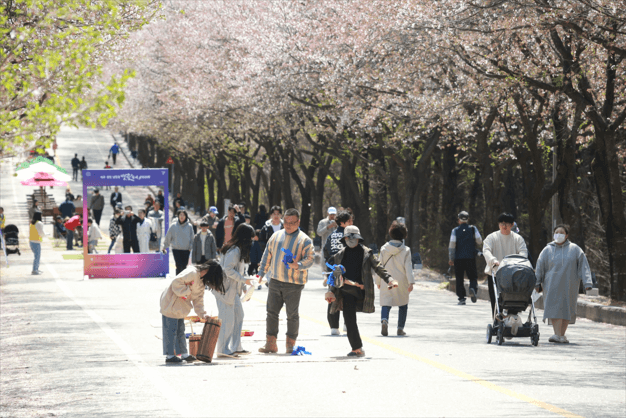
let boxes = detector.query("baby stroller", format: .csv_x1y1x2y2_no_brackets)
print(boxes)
3,225,21,256
486,254,539,346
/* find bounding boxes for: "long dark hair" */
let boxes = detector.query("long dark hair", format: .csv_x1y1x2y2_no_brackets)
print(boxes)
220,223,255,263
31,212,42,225
196,259,225,294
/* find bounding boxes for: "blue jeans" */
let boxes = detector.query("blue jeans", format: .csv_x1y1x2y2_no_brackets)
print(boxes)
162,315,187,356
30,241,41,272
381,304,408,329
108,237,116,254
66,230,74,250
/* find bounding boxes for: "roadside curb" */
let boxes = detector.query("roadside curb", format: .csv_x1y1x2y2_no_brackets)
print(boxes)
448,279,626,327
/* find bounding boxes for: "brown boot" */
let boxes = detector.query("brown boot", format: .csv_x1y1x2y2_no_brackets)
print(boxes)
258,335,278,353
286,337,296,354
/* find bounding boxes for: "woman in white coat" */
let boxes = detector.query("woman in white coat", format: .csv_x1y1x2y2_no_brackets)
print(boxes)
535,224,593,344
376,222,415,336
213,223,255,357
136,209,153,253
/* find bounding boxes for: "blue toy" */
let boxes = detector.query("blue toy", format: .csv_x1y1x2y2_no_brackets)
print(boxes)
325,262,346,287
291,346,311,356
281,248,294,269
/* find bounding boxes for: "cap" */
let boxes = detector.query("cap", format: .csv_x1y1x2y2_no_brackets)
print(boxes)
209,206,219,214
340,225,364,243
327,207,337,215
458,211,469,221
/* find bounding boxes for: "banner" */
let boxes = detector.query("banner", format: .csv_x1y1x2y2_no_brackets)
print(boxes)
82,168,169,279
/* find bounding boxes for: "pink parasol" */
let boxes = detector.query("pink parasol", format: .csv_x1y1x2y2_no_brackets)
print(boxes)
20,171,67,187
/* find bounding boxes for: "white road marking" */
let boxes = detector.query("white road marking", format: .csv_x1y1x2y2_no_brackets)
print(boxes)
46,262,192,417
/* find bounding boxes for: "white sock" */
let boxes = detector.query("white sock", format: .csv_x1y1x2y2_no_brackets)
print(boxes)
166,355,175,359
181,353,190,359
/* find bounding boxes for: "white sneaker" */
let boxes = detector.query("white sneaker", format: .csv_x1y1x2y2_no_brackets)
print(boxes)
548,334,560,343
330,328,340,335
560,335,569,344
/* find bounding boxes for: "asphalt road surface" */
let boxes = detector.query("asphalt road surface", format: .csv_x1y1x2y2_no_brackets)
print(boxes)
1,127,624,417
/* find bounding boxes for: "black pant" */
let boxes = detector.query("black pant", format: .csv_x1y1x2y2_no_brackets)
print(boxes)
123,239,140,254
487,274,497,318
197,255,208,264
72,168,79,181
92,209,103,226
341,291,362,351
327,303,341,329
172,249,190,275
454,258,478,300
247,263,258,276
112,153,117,164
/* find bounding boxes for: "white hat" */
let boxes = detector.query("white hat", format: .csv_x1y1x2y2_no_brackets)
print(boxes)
341,225,363,242
327,207,337,215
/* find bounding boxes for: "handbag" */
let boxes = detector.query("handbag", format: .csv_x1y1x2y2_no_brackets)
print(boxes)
150,228,157,242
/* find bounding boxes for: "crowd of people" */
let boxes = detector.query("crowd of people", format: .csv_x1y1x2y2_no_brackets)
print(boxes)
158,201,594,363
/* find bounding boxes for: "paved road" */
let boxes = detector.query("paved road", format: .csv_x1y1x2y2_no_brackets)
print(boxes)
1,127,625,417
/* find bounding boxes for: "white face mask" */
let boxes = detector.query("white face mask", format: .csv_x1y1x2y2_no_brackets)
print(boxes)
345,237,360,248
554,233,566,244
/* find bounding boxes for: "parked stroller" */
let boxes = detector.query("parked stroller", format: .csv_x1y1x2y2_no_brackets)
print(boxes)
3,225,21,256
486,254,539,346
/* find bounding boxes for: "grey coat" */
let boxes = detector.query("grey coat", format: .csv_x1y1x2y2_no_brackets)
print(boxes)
192,231,217,263
329,245,392,314
162,220,194,251
535,241,592,324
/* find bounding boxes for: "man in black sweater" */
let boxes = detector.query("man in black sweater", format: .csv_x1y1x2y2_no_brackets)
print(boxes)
115,206,140,253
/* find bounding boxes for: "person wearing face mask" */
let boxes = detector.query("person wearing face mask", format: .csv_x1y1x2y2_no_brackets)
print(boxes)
483,213,528,317
535,224,593,344
325,225,398,357
192,221,217,264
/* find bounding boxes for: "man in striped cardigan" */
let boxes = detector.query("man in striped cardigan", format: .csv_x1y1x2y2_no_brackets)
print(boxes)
257,208,315,354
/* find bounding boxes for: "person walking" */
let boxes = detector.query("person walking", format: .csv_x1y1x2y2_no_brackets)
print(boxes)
325,225,398,356
323,210,353,334
148,201,164,251
29,212,46,274
535,225,593,344
116,206,141,253
200,206,219,237
192,221,217,264
317,207,338,266
174,192,185,209
71,154,80,181
257,205,283,254
79,156,88,179
28,199,40,221
214,224,256,357
156,190,165,208
109,143,120,165
215,204,245,250
482,213,528,317
108,209,122,254
448,211,483,305
136,209,153,253
254,205,268,232
160,260,225,363
110,187,122,211
89,189,105,226
64,216,80,249
257,208,315,354
377,222,415,336
162,210,195,275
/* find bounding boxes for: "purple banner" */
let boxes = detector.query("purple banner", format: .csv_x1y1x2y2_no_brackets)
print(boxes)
82,168,169,279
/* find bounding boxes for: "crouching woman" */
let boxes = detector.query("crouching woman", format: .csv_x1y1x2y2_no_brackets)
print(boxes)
325,226,398,357
160,260,225,363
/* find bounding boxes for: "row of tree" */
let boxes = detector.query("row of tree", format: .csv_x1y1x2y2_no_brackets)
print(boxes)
6,2,623,299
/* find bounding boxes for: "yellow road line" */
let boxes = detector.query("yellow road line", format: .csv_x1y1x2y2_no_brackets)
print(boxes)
253,294,581,418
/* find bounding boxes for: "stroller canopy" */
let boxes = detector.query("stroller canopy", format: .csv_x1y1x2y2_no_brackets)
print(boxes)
496,255,536,297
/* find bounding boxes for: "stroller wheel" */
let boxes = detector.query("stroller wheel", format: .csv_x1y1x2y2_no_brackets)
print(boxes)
497,324,504,345
486,325,493,344
531,332,539,346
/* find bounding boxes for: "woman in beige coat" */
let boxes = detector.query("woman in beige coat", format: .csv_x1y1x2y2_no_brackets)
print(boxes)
376,223,415,336
160,260,225,363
